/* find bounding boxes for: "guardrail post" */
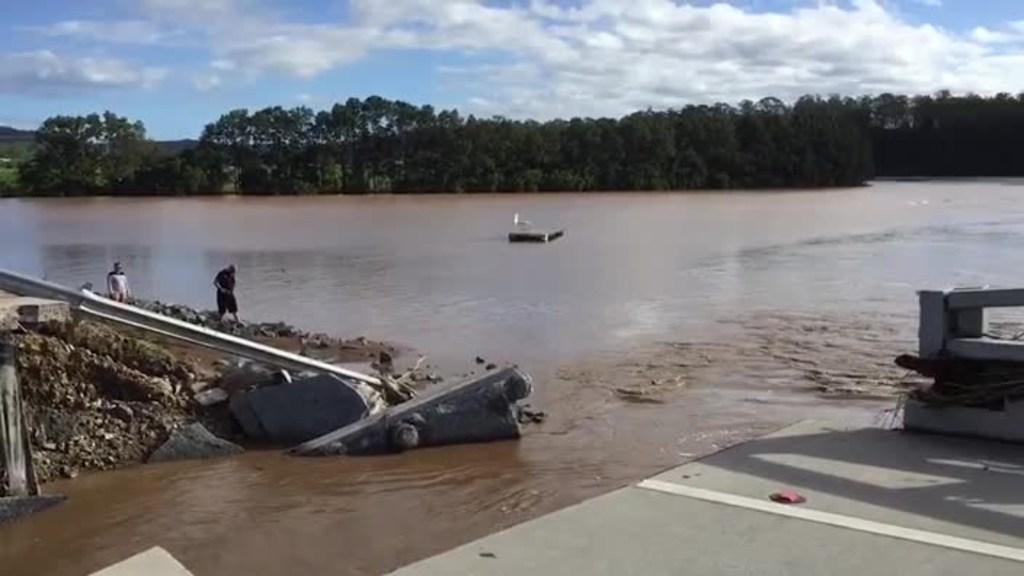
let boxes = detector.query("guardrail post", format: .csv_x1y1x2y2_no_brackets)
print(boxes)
918,290,948,359
953,307,987,339
1,334,37,497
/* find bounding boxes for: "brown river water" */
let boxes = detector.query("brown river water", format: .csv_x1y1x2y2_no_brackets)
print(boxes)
3,182,1024,574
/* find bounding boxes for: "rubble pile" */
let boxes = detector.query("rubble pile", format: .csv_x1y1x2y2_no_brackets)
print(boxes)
14,320,204,481
896,353,1024,407
2,300,525,483
137,300,359,350
6,317,426,482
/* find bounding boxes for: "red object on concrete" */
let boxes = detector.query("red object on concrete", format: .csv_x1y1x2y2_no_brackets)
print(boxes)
769,491,807,504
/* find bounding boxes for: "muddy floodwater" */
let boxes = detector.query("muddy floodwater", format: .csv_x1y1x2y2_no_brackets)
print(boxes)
4,182,1024,574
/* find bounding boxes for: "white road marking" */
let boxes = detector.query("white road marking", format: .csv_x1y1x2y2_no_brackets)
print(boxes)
637,479,1024,564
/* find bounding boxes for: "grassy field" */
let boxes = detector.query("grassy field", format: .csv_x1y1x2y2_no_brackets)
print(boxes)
0,141,30,193
0,163,19,193
0,141,32,158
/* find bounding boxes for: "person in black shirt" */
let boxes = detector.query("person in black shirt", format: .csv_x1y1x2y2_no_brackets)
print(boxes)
214,265,239,322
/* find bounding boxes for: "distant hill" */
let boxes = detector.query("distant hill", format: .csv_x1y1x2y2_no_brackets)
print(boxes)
0,125,197,154
0,126,34,143
155,139,199,154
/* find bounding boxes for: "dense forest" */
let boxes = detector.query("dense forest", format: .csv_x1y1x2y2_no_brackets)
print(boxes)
2,91,1021,196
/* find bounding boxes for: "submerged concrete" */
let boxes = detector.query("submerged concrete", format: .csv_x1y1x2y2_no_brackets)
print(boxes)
293,367,532,456
147,423,244,463
391,420,1024,575
0,495,65,524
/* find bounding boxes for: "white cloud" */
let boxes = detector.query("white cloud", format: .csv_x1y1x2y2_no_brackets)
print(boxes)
910,0,942,6
969,21,1024,46
367,0,1024,118
28,19,180,45
19,0,1024,115
0,50,167,95
139,0,245,25
971,27,1016,45
218,26,377,78
210,59,236,71
192,73,222,91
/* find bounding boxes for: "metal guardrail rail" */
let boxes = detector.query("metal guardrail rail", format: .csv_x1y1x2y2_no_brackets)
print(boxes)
0,269,382,387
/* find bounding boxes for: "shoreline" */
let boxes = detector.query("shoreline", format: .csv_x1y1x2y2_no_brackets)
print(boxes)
3,308,922,575
10,302,415,483
0,182,874,200
9,302,922,485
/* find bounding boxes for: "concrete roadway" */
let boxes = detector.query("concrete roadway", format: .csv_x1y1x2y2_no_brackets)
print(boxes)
391,421,1024,575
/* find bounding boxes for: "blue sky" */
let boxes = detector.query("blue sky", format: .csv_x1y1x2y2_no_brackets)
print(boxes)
3,0,1024,139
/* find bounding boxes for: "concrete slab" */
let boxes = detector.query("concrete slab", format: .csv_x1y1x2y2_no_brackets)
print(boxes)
229,373,371,445
391,487,1021,576
904,397,1024,443
293,367,530,456
89,547,193,576
0,295,69,327
391,421,1024,575
649,420,1024,548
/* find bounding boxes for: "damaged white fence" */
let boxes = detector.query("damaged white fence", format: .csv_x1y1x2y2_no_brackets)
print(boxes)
908,287,1024,442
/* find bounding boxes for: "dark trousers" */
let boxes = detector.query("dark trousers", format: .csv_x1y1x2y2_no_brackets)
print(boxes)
217,291,238,316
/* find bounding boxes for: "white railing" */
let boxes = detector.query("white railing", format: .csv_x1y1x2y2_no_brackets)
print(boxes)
919,287,1024,362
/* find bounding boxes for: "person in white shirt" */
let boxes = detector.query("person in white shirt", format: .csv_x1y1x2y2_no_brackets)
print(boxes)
106,262,131,303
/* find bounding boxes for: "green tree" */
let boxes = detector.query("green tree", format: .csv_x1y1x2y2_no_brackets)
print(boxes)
20,112,153,195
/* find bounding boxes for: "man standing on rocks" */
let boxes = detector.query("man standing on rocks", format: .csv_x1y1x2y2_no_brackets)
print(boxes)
214,265,239,322
106,262,131,303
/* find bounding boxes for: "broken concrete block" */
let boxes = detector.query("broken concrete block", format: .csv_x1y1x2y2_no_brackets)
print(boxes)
148,423,243,463
292,367,532,456
229,374,371,445
0,309,16,331
217,362,291,393
21,299,70,324
194,387,229,407
0,297,70,327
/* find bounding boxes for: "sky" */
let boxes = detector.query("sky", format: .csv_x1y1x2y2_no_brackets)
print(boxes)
3,0,1024,139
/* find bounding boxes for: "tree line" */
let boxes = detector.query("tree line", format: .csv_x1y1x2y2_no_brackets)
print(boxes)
6,92,1023,196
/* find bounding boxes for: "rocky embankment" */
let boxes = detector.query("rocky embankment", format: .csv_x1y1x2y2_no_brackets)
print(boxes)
5,300,538,484
17,320,200,481
135,299,397,362
11,304,405,482
137,300,310,339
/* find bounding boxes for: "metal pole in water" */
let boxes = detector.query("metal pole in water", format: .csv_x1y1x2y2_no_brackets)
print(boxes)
0,334,35,497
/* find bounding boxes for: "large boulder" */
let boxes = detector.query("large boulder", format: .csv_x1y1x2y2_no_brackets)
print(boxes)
229,374,372,445
147,423,243,463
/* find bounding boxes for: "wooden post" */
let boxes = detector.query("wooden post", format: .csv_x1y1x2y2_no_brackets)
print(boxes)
0,334,36,497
